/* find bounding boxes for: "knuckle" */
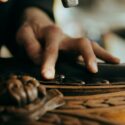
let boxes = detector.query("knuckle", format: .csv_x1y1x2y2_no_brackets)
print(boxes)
77,38,91,49
45,25,62,35
91,42,101,51
45,45,58,54
16,24,31,44
78,38,90,45
91,41,98,46
18,24,30,34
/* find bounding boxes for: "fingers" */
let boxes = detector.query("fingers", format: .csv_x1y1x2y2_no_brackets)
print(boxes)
77,38,98,73
91,42,120,64
16,26,42,64
41,26,63,79
0,0,8,2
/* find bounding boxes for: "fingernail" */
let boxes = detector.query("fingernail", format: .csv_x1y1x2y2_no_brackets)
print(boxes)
92,62,98,73
114,57,120,64
42,69,55,79
88,62,98,73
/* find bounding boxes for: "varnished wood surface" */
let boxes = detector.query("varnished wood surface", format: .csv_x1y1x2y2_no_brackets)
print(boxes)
1,58,125,125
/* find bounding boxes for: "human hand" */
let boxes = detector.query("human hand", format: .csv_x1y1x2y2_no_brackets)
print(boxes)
0,0,8,3
16,7,120,80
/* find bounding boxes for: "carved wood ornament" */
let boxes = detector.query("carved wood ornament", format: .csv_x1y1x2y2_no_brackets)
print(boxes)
0,74,125,125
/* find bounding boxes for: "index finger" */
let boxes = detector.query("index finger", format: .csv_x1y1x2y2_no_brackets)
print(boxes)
41,26,63,79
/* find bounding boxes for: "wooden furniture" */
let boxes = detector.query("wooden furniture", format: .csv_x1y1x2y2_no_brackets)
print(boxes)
0,58,125,125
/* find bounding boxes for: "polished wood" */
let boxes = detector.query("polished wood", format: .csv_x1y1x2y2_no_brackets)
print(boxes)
0,58,125,125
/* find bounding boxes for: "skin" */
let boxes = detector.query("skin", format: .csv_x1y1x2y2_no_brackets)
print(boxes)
0,0,120,79
0,0,8,3
16,7,120,79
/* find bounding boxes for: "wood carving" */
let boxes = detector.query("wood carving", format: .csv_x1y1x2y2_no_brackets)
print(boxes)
1,59,125,125
0,75,64,124
1,75,125,125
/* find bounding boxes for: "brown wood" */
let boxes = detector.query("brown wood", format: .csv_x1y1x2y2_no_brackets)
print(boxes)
1,75,125,125
1,59,125,125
